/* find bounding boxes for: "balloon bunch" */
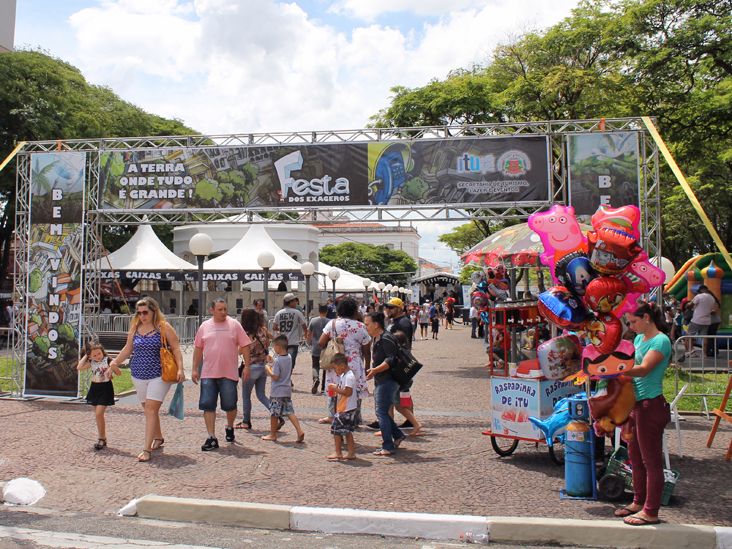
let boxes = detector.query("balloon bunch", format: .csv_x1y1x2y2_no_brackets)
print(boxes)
528,204,666,437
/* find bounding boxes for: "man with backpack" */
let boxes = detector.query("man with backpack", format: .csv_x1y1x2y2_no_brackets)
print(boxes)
382,297,423,435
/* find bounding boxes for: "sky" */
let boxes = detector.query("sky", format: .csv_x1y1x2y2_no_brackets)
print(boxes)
13,0,581,268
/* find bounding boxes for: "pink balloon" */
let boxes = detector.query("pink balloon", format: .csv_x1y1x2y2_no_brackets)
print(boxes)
528,205,587,283
590,205,641,241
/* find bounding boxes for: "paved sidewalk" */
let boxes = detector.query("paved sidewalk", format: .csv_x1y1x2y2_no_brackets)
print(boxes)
0,321,730,529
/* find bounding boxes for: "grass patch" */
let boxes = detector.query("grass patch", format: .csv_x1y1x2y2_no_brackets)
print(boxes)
663,367,729,413
0,357,134,395
0,356,20,393
112,368,134,394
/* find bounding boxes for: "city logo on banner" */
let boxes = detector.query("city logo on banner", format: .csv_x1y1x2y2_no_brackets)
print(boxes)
497,150,531,177
274,151,351,204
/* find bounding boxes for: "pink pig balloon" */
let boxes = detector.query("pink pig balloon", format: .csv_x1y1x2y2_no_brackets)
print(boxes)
528,205,587,284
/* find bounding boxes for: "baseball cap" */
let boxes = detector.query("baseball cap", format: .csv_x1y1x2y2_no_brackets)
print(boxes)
283,292,297,303
385,297,404,309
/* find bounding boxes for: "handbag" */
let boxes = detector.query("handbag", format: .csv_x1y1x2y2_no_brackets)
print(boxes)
159,324,178,383
384,332,423,384
168,382,185,420
320,322,345,371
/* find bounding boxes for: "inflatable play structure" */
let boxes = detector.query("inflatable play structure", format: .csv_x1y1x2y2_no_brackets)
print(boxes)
665,252,732,333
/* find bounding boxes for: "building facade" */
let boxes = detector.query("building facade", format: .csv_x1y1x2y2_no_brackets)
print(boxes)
0,0,16,53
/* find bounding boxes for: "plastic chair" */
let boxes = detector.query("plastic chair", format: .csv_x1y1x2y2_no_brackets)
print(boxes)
663,383,689,469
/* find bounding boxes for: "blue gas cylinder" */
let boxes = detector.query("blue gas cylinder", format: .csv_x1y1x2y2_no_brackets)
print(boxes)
564,419,593,496
567,395,589,421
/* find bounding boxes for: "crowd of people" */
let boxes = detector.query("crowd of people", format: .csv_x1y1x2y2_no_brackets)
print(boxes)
81,292,443,462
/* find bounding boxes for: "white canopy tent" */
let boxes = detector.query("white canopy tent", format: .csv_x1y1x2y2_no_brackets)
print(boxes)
316,261,375,293
84,223,197,272
203,225,304,291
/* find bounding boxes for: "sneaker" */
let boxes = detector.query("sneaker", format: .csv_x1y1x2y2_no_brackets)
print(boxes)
311,379,319,395
399,419,413,429
366,420,380,430
225,427,235,443
201,436,219,451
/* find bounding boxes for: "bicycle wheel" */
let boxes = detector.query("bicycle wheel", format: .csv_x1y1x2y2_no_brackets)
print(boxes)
491,436,519,457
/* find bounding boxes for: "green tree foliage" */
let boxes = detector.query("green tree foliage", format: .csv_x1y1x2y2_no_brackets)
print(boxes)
371,0,732,268
0,50,195,280
319,242,417,286
438,222,486,255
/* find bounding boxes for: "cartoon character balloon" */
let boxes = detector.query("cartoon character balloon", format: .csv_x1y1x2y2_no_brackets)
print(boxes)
537,286,589,329
528,205,587,283
537,334,581,380
587,205,644,275
554,251,596,297
584,312,623,355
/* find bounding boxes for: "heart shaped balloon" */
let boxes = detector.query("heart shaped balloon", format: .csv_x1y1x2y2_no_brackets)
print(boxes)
584,276,627,313
584,312,623,354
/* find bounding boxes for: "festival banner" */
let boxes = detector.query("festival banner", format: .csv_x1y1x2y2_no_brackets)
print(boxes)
99,136,550,210
25,152,86,397
567,132,641,216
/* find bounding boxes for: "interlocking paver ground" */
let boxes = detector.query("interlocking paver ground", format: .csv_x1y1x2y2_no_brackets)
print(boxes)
1,320,730,527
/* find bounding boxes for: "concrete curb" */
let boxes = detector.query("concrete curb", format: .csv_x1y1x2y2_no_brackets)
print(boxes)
125,495,732,548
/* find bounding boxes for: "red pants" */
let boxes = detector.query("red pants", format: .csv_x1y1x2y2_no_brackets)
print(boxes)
627,395,670,515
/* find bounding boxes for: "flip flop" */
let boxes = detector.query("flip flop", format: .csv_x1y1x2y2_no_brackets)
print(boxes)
343,455,356,460
394,436,406,448
326,455,343,462
624,515,660,526
151,438,165,451
234,421,251,430
137,449,151,462
372,449,394,456
614,506,641,518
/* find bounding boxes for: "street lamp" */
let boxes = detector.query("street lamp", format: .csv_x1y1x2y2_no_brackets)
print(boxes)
328,268,340,303
300,261,315,319
378,281,385,303
362,277,372,307
189,232,213,327
257,251,275,315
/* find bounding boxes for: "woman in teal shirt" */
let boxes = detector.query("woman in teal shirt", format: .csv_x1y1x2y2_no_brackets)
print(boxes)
614,302,672,526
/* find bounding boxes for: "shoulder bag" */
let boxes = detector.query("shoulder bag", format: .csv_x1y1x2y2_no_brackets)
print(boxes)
320,321,345,371
159,323,178,383
383,332,423,385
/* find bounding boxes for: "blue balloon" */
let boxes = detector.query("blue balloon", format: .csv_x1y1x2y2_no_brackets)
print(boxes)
538,286,589,328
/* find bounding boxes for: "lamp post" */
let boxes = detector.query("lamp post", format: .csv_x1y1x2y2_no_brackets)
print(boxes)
328,268,340,303
378,281,385,303
300,261,315,319
385,284,393,300
189,233,213,327
362,278,372,307
257,251,275,315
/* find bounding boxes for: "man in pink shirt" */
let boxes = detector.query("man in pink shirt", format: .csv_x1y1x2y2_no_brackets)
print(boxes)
192,298,251,451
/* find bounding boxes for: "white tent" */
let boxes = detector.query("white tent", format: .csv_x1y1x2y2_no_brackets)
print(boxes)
316,261,374,293
203,225,304,271
85,224,197,271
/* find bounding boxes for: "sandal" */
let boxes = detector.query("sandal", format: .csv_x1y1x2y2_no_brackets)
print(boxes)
277,418,286,431
372,449,394,456
151,438,165,451
624,515,660,526
235,421,252,430
137,449,152,462
614,506,641,518
93,439,107,451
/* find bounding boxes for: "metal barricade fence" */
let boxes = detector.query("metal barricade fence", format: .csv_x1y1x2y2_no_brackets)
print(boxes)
672,334,732,416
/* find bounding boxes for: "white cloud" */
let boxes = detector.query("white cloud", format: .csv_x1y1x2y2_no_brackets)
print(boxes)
64,0,579,135
329,0,489,21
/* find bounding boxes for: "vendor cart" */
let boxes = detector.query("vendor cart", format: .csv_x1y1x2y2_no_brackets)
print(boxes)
486,376,578,464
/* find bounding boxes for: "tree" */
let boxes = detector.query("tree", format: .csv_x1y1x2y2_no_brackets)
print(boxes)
370,0,732,268
0,50,195,281
438,222,486,255
319,242,417,286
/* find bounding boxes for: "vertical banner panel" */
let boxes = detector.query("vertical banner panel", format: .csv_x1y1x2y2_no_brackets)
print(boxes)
25,152,85,397
567,132,640,216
